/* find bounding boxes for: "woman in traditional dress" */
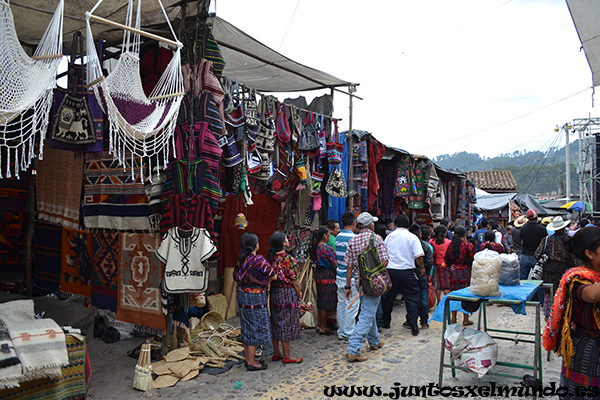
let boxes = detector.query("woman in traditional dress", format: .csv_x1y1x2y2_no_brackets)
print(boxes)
429,225,452,304
444,225,475,325
535,216,575,319
478,230,506,253
233,232,276,371
543,227,600,399
268,231,303,363
310,225,337,335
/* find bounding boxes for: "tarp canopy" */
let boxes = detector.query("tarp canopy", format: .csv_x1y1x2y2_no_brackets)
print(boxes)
474,192,552,217
9,1,354,93
567,0,600,87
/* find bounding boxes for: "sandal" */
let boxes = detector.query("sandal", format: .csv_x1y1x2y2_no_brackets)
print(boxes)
316,327,333,335
282,357,303,364
272,354,283,361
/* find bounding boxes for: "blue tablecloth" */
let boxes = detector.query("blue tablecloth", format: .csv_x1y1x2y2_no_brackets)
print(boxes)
430,282,540,323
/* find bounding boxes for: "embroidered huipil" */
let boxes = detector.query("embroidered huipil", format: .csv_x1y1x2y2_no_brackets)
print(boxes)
272,253,300,285
317,243,337,270
234,254,275,288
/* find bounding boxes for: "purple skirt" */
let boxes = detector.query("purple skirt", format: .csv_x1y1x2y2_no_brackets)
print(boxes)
270,285,301,342
238,290,271,346
314,267,337,311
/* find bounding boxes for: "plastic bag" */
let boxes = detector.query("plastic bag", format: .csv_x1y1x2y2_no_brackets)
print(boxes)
444,323,498,378
499,253,521,286
470,249,502,297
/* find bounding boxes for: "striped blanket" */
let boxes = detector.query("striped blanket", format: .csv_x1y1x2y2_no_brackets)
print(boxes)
0,319,21,389
0,300,68,381
83,152,150,231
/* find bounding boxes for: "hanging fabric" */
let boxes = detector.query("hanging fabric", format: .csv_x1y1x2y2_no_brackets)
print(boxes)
85,0,184,178
0,0,64,178
326,119,343,164
325,165,348,198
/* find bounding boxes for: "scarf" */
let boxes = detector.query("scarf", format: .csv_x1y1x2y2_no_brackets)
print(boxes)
542,266,600,368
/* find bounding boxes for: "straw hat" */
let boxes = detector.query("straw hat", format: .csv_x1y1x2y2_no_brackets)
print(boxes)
514,215,527,228
541,217,552,226
165,347,190,363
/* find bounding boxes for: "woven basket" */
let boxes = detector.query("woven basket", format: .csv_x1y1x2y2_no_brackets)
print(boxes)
200,311,224,331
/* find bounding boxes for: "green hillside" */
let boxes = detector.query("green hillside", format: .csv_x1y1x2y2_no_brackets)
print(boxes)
434,142,579,195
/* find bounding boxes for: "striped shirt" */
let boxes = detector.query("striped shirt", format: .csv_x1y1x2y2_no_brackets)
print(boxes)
335,229,355,280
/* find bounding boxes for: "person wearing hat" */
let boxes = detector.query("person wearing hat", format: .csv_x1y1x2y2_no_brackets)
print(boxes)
541,217,555,236
382,214,425,335
511,215,527,257
534,216,576,316
343,212,389,362
519,209,548,280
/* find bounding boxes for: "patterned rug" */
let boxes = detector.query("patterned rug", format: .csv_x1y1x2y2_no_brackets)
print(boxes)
0,174,29,278
33,221,63,294
90,231,120,312
60,228,92,298
83,152,150,230
36,142,84,229
0,335,86,400
117,233,165,333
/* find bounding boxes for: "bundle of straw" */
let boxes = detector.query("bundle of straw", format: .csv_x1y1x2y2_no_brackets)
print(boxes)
133,343,153,391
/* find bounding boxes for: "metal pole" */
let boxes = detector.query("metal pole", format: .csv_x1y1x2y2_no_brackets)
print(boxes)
346,85,355,212
565,124,571,202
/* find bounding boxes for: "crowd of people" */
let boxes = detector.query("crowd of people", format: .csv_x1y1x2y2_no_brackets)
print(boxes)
232,208,600,395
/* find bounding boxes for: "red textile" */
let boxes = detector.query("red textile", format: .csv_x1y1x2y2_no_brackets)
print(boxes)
218,193,280,274
368,139,386,210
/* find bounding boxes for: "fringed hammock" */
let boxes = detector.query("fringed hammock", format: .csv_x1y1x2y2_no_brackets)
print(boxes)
85,0,184,179
0,0,64,179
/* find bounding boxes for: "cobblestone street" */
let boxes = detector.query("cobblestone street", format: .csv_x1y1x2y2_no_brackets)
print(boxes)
87,302,561,400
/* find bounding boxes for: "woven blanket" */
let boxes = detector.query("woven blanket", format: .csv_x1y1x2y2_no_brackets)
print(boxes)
0,335,86,400
36,143,83,229
0,300,68,381
90,231,120,312
60,228,92,298
0,174,29,278
83,152,150,231
33,222,62,294
117,233,165,333
0,174,29,213
0,319,22,389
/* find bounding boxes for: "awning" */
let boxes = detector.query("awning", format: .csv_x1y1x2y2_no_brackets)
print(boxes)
567,0,600,87
210,16,353,92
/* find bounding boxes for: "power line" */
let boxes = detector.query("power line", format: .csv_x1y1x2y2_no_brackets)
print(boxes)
419,87,591,153
278,0,301,51
521,130,563,193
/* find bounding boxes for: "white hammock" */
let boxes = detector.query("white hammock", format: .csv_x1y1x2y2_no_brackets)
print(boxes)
0,0,63,179
86,0,184,179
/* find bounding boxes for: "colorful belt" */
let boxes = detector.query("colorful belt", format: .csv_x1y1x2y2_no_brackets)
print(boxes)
239,287,267,294
239,303,267,309
315,279,336,285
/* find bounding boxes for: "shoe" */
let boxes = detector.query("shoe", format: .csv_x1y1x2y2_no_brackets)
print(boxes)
402,321,410,329
346,353,368,362
272,354,283,361
316,327,333,335
246,362,268,371
380,324,390,329
282,357,303,364
412,327,419,336
421,323,430,329
338,336,349,343
369,339,384,350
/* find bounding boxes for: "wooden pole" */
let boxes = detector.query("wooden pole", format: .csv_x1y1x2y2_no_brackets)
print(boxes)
87,14,181,48
347,85,355,212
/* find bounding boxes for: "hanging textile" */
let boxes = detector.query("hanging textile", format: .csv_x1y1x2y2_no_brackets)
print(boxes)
368,138,385,210
85,0,184,177
117,233,165,333
327,131,348,224
174,121,222,177
33,221,62,294
83,152,150,231
394,154,412,197
36,143,83,228
0,172,29,278
90,231,120,312
60,228,92,298
0,0,64,178
408,162,425,209
377,160,396,216
181,25,226,76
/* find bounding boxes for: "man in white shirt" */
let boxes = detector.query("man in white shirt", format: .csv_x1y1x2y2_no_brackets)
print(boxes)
382,215,425,336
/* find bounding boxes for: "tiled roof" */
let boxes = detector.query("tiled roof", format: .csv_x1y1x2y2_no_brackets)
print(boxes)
466,170,519,192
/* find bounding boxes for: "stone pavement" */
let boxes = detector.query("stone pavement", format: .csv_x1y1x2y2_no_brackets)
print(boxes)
87,302,562,400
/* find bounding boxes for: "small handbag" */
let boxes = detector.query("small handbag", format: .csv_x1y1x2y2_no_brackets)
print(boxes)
52,32,96,145
528,237,549,280
326,119,343,164
325,165,348,198
316,114,327,159
275,101,291,143
298,112,320,152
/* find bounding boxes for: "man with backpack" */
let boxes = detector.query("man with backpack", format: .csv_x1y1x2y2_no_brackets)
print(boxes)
343,212,389,362
382,215,424,336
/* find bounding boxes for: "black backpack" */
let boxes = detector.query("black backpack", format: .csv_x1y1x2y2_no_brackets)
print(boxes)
357,234,392,297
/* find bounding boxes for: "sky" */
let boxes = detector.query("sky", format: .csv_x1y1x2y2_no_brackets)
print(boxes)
212,0,596,159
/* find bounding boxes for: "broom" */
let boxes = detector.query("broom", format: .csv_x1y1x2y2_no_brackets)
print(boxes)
133,343,153,391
